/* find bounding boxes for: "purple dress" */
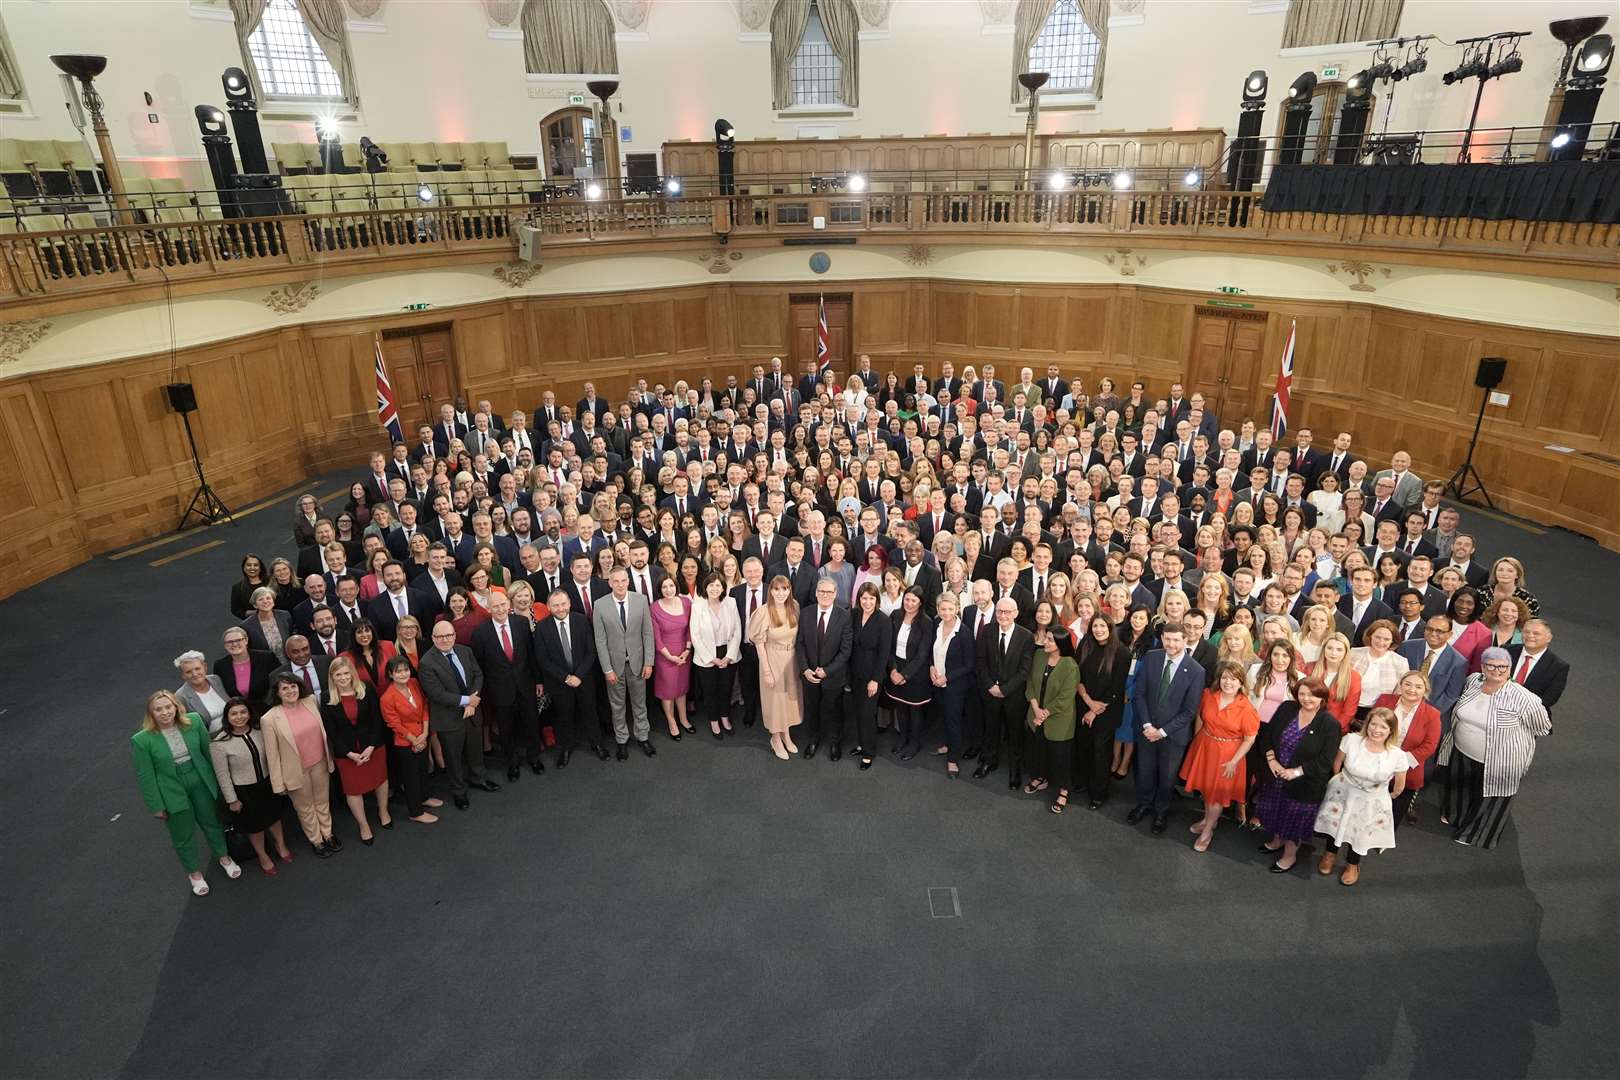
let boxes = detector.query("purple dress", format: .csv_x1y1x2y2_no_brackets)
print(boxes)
1255,717,1320,842
650,596,693,700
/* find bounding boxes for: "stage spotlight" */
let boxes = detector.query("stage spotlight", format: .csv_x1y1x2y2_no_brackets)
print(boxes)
1367,60,1395,82
664,178,681,195
315,116,340,140
1576,33,1614,81
1399,54,1428,80
1047,170,1067,190
1183,168,1202,188
1550,132,1573,149
1346,69,1372,93
1243,70,1268,102
1488,53,1524,79
586,182,603,199
1112,171,1132,191
714,118,735,142
1287,71,1318,100
847,174,867,192
416,184,434,204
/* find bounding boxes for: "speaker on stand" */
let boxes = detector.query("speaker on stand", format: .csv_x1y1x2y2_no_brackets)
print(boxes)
165,381,233,529
1445,357,1506,509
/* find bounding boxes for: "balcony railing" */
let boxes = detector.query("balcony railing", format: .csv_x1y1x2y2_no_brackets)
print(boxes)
2,184,1615,304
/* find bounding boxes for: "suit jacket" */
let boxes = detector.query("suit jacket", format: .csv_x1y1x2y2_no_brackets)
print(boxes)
1338,595,1395,647
432,419,469,455
974,620,1035,701
470,617,537,708
271,655,333,706
319,691,387,757
992,582,1036,628
899,560,944,613
1503,646,1570,711
418,645,484,733
1396,639,1467,717
768,560,820,610
1129,649,1205,744
131,721,220,814
743,533,788,568
1376,470,1424,510
533,610,599,686
367,587,441,642
562,576,613,622
592,590,655,674
917,511,957,546
260,698,335,792
1261,703,1342,802
213,649,278,715
291,596,334,638
795,604,854,684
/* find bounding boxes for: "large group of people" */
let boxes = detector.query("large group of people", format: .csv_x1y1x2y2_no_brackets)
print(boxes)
134,357,1570,896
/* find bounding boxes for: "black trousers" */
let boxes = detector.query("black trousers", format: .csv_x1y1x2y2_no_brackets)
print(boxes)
490,693,538,767
847,684,879,755
547,679,596,751
1327,840,1363,865
735,647,762,727
394,744,429,816
1391,785,1419,830
1076,711,1118,799
588,669,613,743
939,686,969,764
694,663,734,730
980,691,1026,765
1037,736,1073,790
803,678,845,745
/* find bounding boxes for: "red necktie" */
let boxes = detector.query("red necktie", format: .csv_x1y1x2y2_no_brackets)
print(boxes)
499,623,513,661
1514,656,1530,684
581,589,591,619
324,639,335,657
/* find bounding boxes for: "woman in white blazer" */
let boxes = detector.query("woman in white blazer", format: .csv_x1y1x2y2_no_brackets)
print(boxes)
690,572,744,740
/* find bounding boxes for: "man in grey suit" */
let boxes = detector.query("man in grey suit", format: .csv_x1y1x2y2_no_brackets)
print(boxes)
419,620,500,809
1374,450,1424,512
592,567,657,760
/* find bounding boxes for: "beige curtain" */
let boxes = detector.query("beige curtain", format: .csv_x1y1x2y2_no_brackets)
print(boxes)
1281,0,1403,50
522,0,619,75
228,0,271,102
1011,0,1110,101
299,0,360,104
0,12,25,100
770,0,812,110
817,0,860,107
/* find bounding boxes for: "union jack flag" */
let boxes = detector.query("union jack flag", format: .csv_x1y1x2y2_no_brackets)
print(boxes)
816,293,831,374
375,335,404,444
1270,319,1296,443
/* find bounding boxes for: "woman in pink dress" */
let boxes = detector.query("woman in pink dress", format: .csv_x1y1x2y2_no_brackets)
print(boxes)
650,576,694,740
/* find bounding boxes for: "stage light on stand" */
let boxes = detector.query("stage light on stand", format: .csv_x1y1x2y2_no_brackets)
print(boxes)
1112,170,1132,191
1047,170,1067,190
586,182,603,199
1183,168,1202,188
417,183,434,204
664,177,681,195
1278,71,1318,165
1243,70,1268,101
1576,32,1614,79
847,174,867,192
1228,70,1268,194
715,117,736,196
1551,33,1612,160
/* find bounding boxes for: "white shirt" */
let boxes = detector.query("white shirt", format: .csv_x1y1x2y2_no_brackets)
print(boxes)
932,620,959,671
1514,650,1543,684
895,621,913,659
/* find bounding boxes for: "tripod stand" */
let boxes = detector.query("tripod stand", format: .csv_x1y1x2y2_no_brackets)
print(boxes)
178,410,233,529
1445,387,1496,510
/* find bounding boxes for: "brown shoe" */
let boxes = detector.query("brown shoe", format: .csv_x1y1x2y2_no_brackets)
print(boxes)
1318,851,1337,875
1340,864,1360,886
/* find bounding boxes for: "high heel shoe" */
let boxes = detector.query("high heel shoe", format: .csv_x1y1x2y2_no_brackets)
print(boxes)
680,722,696,735
710,725,724,741
668,729,682,742
360,833,375,847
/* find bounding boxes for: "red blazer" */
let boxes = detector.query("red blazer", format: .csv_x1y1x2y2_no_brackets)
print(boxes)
379,679,428,747
1319,667,1361,732
1374,693,1440,791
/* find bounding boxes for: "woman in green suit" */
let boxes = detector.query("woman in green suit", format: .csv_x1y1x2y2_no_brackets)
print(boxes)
132,690,241,896
1024,611,1081,814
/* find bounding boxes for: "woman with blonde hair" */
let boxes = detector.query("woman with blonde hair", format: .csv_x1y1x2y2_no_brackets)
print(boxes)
1216,623,1258,669
1307,632,1361,732
132,690,240,895
320,656,391,845
748,574,803,761
1489,556,1540,618
1195,574,1232,634
1294,604,1336,665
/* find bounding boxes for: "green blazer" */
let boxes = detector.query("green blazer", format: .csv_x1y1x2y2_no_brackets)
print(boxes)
131,717,220,814
1027,656,1079,742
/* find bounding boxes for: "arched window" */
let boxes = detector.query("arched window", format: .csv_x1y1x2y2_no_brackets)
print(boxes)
521,0,618,76
791,2,843,107
234,0,357,105
1012,0,1110,103
772,0,860,110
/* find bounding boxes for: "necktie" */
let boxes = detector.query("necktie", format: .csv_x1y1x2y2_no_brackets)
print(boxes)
818,611,828,647
580,588,591,619
499,623,512,661
559,620,572,663
619,600,627,628
749,589,759,619
394,593,406,618
998,633,1008,664
1420,650,1434,676
444,651,467,692
1035,574,1045,597
1407,539,1418,554
299,666,314,696
1157,657,1175,707
324,639,335,657
1514,655,1531,684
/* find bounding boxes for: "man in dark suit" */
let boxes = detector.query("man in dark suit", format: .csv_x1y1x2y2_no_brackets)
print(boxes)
1508,619,1569,713
367,561,440,640
272,635,332,706
768,536,819,610
291,575,333,638
1126,623,1205,834
795,578,853,760
1183,610,1220,688
431,404,468,456
533,589,602,767
898,540,944,615
972,599,1035,787
419,619,499,809
1293,581,1357,638
1444,534,1490,589
470,592,542,781
743,512,788,568
915,492,956,546
1338,566,1395,647
1397,510,1440,560
306,608,349,662
576,383,610,423
730,561,768,730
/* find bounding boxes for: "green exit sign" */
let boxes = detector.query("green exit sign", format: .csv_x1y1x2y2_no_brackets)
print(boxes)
403,303,431,311
568,93,586,105
1321,65,1341,78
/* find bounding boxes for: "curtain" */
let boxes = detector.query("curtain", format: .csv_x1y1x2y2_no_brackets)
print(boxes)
1010,0,1109,102
298,0,360,105
1281,0,1403,50
1077,0,1108,98
228,0,271,102
0,13,24,100
1262,163,1620,224
817,0,860,108
522,0,619,75
769,0,812,110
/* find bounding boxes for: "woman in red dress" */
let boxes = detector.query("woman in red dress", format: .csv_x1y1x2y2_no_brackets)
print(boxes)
319,657,391,844
1180,660,1261,853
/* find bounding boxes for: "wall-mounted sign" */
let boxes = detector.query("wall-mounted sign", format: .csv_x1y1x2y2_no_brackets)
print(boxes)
568,93,586,105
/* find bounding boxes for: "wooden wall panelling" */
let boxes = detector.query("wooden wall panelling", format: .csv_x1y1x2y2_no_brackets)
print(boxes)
1412,329,1474,412
584,303,629,361
852,285,909,353
1474,337,1544,429
1017,292,1065,354
674,295,710,354
931,284,971,348
731,288,789,355
455,310,514,405
972,290,1015,351
1534,348,1618,443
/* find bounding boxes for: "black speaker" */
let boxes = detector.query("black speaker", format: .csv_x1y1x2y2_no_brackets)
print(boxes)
1475,357,1507,389
230,173,295,218
165,382,198,413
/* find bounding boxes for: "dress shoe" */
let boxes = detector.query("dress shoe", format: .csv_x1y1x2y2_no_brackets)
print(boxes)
473,780,501,793
1150,815,1168,835
590,741,611,761
312,841,332,859
556,749,572,769
668,730,682,742
615,742,629,761
1125,807,1149,825
1008,769,1022,791
858,758,874,771
962,747,980,761
971,760,993,780
802,741,819,760
453,795,470,810
638,739,657,757
828,744,842,762
530,758,546,775
722,723,735,738
710,725,724,741
507,765,521,782
1088,799,1103,811
1317,851,1337,875
898,747,918,761
379,818,394,831
947,767,959,780
325,835,343,852
1340,864,1360,886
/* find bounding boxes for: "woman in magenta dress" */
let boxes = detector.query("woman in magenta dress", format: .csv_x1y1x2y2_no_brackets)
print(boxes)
650,575,695,740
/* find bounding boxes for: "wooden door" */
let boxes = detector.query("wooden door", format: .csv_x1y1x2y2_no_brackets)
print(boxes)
381,326,460,429
1188,310,1269,422
789,295,851,375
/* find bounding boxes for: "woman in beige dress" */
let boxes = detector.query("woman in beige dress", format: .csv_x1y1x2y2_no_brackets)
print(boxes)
748,574,803,761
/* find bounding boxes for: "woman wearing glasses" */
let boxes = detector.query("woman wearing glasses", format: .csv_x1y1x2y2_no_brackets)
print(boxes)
1440,646,1551,849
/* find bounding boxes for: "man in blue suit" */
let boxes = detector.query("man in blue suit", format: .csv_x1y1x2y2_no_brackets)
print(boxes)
1126,623,1205,834
1397,615,1467,744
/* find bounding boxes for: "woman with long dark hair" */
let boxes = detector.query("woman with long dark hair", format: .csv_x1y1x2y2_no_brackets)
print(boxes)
1076,613,1129,810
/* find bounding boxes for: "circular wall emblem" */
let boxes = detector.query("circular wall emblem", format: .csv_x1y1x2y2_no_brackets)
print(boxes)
809,251,831,274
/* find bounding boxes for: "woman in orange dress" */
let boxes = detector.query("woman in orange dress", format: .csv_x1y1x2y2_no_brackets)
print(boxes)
1180,660,1261,853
